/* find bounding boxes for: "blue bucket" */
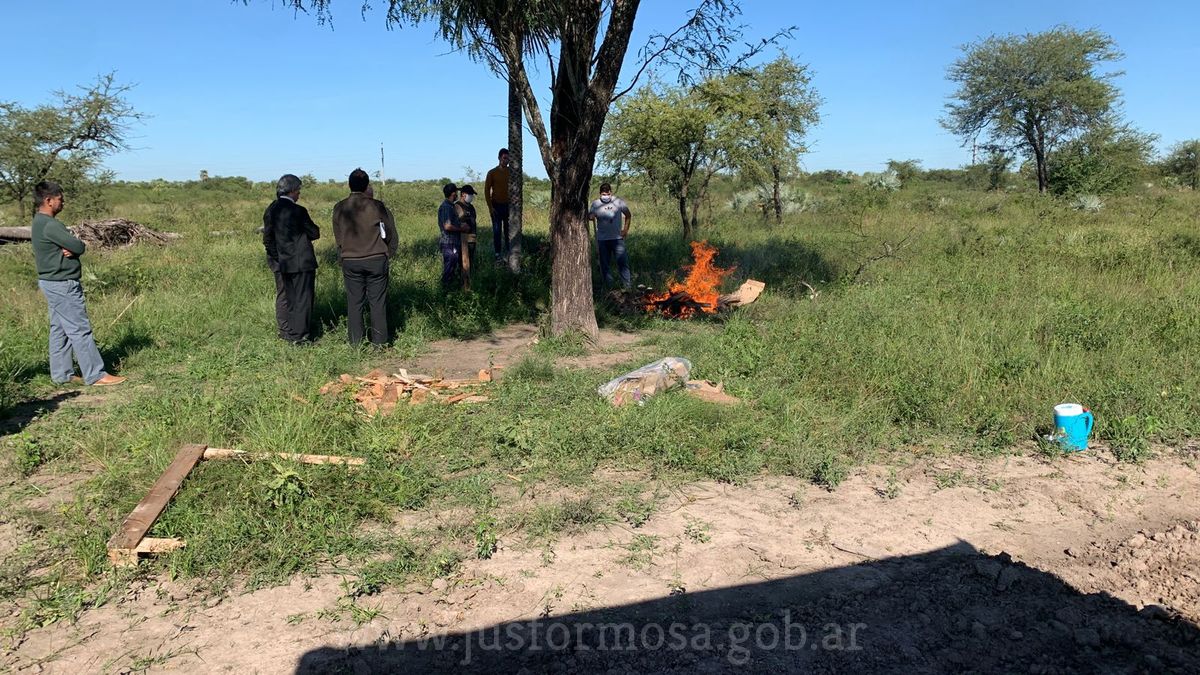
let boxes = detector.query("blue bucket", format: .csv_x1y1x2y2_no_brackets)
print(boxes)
1053,403,1094,452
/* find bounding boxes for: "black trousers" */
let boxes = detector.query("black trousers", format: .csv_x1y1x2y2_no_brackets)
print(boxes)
273,269,290,339
491,202,509,257
280,270,315,343
342,255,389,345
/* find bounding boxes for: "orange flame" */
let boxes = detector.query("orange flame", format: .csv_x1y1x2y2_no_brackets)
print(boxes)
645,240,735,318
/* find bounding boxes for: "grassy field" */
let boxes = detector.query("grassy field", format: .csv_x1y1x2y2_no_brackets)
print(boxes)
2,175,1199,636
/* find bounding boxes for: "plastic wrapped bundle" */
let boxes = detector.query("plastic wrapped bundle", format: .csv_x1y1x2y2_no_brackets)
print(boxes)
597,357,692,406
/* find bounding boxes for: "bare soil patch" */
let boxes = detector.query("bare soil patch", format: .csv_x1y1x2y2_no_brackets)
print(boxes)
386,323,650,379
5,448,1199,673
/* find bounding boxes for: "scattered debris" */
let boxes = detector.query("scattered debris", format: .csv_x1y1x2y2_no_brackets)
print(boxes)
72,218,180,248
2,219,182,247
319,368,492,415
685,379,740,405
598,357,691,406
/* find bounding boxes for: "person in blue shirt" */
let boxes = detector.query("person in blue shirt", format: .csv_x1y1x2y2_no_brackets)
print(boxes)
437,183,471,290
587,182,633,289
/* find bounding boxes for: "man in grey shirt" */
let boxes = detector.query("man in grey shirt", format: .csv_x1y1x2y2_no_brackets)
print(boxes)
587,182,633,289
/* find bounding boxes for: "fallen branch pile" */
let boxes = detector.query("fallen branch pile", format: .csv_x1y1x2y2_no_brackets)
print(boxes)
73,218,180,248
320,368,492,415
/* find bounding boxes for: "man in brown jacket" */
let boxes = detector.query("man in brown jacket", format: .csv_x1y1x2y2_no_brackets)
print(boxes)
332,168,398,346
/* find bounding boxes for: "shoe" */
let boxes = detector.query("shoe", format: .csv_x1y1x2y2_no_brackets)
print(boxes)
91,374,127,386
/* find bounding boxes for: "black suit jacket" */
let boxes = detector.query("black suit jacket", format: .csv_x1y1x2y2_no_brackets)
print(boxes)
263,197,320,274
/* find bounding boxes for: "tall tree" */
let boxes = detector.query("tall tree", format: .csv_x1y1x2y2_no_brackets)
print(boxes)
942,27,1122,193
601,81,729,240
402,0,557,274
0,73,141,217
720,55,820,222
273,0,768,338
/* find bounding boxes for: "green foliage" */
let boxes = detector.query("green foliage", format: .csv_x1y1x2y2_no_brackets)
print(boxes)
473,516,498,560
1159,140,1200,190
1047,123,1157,195
0,340,25,418
886,159,923,186
0,73,141,216
719,55,821,216
985,151,1013,191
943,27,1123,192
601,82,723,236
602,55,821,234
11,433,47,476
261,462,309,511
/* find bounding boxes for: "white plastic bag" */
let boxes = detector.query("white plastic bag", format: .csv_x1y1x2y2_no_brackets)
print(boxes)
597,357,692,406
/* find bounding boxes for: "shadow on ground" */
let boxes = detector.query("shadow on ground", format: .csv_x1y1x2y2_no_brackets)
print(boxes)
0,390,80,437
296,542,1198,674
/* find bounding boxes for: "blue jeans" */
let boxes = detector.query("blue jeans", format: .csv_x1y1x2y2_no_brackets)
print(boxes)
597,238,631,289
440,241,461,289
38,279,108,384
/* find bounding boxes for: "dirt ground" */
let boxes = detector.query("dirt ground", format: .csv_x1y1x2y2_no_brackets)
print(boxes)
386,323,651,380
4,444,1199,673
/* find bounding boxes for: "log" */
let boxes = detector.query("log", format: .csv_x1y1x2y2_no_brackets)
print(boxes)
107,443,208,566
0,226,32,241
201,447,366,467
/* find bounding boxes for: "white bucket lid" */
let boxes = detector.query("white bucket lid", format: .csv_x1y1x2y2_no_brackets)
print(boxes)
1055,403,1084,416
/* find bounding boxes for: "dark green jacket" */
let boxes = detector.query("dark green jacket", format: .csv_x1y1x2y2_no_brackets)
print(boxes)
31,213,86,281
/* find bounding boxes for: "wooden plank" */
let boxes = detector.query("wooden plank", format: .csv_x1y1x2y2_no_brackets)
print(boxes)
107,443,207,565
202,448,366,467
136,537,187,554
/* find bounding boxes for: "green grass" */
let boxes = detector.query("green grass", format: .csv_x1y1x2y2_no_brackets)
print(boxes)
3,176,1200,634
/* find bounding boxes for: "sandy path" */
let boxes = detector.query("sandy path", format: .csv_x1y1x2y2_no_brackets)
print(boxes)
5,446,1199,673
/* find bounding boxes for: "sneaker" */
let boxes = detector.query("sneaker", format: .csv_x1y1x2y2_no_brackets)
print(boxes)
92,374,127,386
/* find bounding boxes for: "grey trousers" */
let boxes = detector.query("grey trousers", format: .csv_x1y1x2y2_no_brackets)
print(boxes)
38,279,108,384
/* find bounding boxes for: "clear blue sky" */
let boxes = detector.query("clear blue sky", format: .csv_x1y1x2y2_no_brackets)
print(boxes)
1,0,1195,182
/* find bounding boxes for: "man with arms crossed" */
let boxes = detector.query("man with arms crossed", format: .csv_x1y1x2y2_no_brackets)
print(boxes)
30,181,125,386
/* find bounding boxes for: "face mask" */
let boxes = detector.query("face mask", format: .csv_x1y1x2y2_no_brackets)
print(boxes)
463,194,473,204
600,195,613,203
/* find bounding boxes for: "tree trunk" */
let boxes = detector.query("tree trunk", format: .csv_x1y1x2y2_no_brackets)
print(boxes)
677,193,691,241
771,163,783,224
506,73,524,273
549,156,598,339
1035,146,1049,193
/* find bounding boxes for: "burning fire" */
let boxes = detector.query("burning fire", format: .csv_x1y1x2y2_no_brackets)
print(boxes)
644,240,735,318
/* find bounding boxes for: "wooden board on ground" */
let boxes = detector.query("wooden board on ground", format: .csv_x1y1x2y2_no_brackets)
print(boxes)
107,443,367,566
106,443,207,566
202,448,366,467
